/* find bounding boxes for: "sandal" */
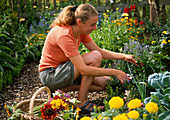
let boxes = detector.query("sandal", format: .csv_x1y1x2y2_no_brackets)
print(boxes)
80,101,104,114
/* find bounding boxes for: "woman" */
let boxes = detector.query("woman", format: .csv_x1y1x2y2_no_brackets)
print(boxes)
39,4,141,112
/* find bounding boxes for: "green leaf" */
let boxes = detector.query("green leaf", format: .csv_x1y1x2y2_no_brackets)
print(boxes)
150,92,164,100
0,46,12,52
144,97,151,104
158,111,170,120
0,50,17,64
161,71,170,88
0,61,16,71
0,65,4,73
148,73,163,90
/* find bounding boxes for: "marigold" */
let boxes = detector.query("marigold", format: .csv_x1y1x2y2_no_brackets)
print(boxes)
109,96,124,109
127,110,140,119
145,102,158,113
113,114,129,120
127,99,141,109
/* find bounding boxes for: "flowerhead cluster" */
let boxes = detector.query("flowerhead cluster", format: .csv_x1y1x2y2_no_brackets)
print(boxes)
145,102,158,113
109,96,124,109
123,5,136,13
40,89,80,120
127,110,140,119
127,98,141,109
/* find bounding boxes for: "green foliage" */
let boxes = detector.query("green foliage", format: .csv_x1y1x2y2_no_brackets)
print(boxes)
144,71,170,120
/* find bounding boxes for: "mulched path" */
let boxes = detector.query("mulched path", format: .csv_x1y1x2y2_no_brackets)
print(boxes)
0,62,107,119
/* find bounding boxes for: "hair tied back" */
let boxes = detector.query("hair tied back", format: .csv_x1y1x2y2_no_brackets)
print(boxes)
71,5,78,12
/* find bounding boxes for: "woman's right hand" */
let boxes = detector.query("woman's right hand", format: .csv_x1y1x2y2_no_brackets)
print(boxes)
114,69,129,83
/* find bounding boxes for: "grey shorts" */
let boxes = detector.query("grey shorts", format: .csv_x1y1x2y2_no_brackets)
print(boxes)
39,61,81,91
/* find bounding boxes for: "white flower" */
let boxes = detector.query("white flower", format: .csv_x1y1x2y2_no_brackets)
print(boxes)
69,98,81,104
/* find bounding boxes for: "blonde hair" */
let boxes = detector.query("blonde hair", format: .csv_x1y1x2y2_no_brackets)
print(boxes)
50,4,98,28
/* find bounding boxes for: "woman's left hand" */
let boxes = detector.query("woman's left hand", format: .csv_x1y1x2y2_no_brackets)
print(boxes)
124,55,144,67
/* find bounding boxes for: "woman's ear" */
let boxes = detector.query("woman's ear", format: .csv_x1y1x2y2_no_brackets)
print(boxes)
77,18,82,25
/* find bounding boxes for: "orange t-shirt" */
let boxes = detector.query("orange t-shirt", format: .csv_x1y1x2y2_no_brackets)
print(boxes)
39,25,92,72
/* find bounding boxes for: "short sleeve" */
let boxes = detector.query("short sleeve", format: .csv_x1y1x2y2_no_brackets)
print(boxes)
57,35,79,57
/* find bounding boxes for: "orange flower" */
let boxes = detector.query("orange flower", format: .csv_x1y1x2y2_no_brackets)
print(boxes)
40,103,57,120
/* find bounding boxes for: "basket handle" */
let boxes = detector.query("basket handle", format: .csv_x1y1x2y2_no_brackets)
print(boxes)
29,86,51,118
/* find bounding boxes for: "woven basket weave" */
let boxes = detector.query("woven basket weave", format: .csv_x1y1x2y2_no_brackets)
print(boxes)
13,86,63,120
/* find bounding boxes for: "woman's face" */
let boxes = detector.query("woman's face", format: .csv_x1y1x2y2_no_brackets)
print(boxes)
79,16,98,35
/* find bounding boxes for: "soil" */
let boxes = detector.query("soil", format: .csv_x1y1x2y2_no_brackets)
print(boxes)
0,62,107,119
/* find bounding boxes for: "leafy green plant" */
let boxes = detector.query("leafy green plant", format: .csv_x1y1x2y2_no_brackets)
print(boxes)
144,71,170,120
0,45,18,73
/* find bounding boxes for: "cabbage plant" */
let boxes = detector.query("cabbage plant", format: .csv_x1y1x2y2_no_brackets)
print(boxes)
144,71,170,120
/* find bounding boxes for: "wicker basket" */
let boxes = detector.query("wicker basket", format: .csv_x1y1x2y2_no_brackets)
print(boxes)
13,86,64,120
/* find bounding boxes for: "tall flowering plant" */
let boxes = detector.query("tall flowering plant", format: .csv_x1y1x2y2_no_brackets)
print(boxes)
39,89,81,120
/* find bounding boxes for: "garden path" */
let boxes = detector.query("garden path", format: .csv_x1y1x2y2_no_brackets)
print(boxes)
0,62,107,119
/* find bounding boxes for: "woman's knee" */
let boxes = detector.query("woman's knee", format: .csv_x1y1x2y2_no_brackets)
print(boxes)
89,50,102,66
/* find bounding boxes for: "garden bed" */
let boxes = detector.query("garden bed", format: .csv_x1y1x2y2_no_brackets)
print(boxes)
0,62,107,119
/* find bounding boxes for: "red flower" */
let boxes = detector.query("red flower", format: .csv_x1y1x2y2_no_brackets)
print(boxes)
54,95,61,100
124,7,130,13
139,21,144,25
40,103,57,120
130,5,136,10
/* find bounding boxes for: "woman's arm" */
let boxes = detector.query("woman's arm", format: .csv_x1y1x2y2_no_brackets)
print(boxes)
84,40,140,66
69,54,127,82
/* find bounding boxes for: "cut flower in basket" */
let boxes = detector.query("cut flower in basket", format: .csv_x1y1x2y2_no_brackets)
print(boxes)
40,89,81,120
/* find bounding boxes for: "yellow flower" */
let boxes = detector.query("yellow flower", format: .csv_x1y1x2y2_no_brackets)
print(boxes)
145,102,158,113
143,114,147,119
80,117,91,120
125,17,128,20
120,18,125,21
33,5,37,8
162,31,167,34
50,99,63,109
128,99,141,109
143,27,145,30
113,114,129,120
107,10,109,12
116,8,119,10
137,31,139,33
109,96,124,109
162,39,167,44
122,13,129,17
29,43,33,45
103,13,106,16
151,41,156,44
127,110,140,119
168,40,170,42
129,18,133,21
136,35,138,38
19,18,25,21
